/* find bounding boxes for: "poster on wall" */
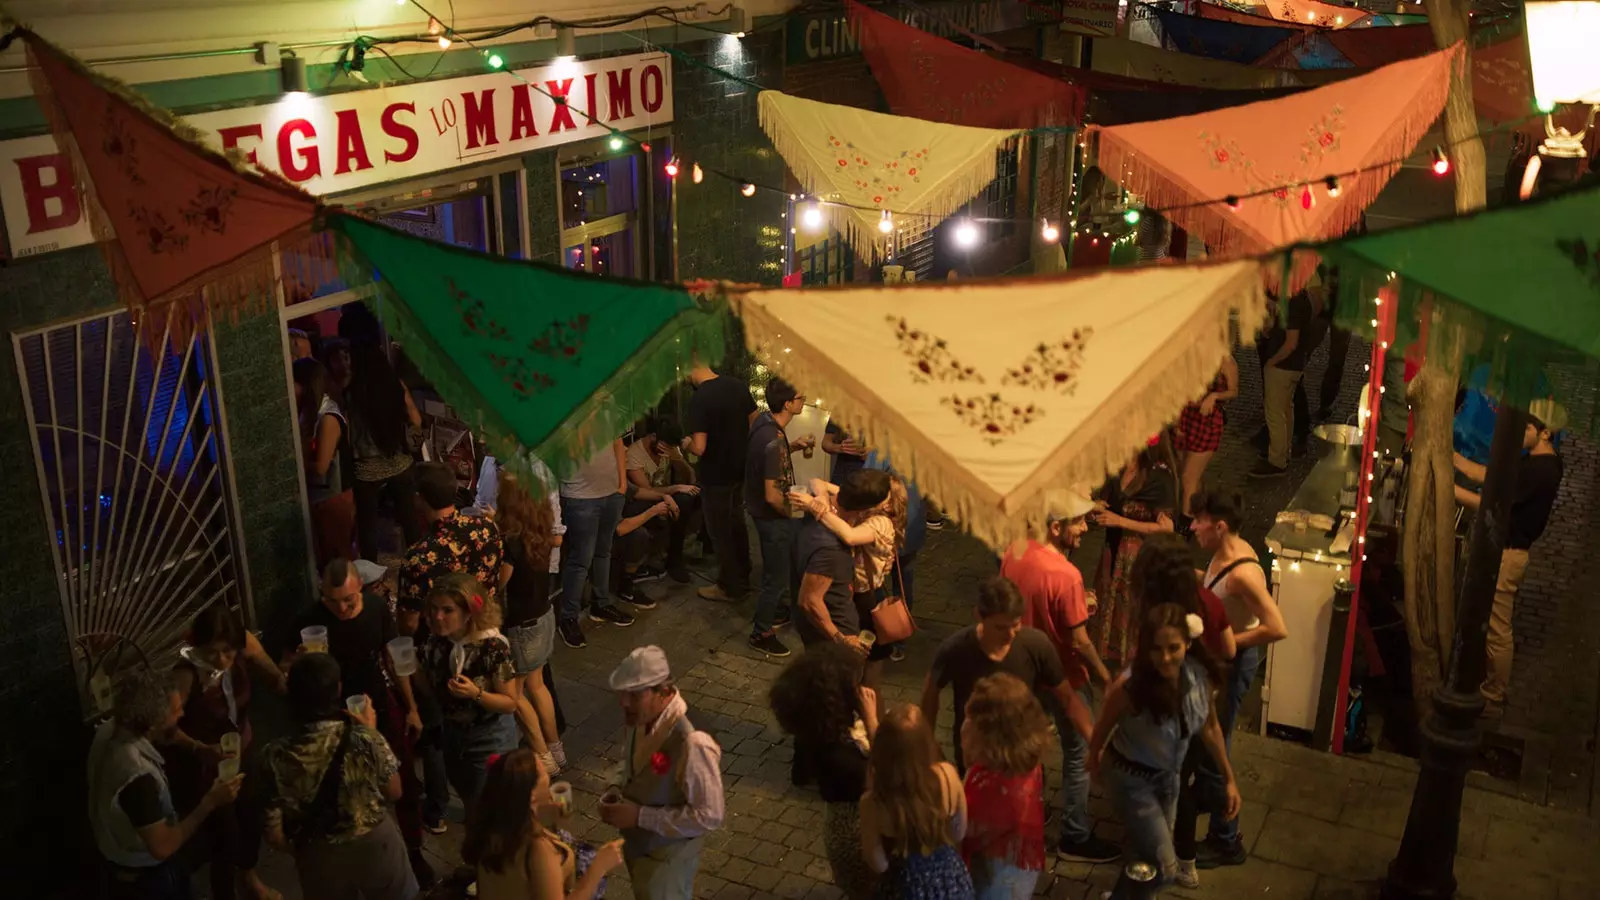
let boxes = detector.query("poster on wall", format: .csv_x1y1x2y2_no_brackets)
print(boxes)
0,51,674,259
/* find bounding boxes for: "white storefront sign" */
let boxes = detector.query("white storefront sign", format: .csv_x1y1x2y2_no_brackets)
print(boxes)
0,51,673,258
1058,0,1119,36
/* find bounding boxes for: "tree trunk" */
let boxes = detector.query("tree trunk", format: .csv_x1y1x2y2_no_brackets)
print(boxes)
1400,0,1485,718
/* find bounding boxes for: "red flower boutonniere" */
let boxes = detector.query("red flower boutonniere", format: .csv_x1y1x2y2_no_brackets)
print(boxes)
650,751,671,775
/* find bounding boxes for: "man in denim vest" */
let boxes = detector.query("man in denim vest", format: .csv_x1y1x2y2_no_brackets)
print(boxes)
599,646,724,899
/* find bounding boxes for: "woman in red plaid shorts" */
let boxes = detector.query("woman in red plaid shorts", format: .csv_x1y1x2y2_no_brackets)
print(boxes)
1176,357,1238,523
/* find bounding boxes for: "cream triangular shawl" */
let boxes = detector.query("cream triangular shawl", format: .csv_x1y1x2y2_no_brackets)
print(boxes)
734,259,1271,549
757,90,1019,258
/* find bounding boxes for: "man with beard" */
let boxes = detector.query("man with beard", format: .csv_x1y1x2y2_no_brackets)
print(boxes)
999,489,1118,863
599,646,724,899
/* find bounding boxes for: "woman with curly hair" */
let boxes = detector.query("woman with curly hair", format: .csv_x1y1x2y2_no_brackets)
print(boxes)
1088,603,1238,896
859,705,973,899
465,749,624,900
769,645,880,898
419,573,519,834
959,674,1049,899
495,471,566,776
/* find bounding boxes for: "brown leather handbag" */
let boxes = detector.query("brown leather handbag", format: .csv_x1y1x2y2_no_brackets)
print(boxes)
870,558,915,644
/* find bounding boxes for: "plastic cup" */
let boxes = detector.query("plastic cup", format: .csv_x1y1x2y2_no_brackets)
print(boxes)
220,732,241,757
301,626,328,654
550,781,573,816
858,630,877,650
346,695,369,717
600,787,623,807
387,636,418,677
217,757,240,781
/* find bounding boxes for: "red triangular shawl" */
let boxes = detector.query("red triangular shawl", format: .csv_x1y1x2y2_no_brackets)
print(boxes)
1198,2,1317,31
850,1,1085,129
1323,23,1437,68
21,29,324,345
1091,44,1460,259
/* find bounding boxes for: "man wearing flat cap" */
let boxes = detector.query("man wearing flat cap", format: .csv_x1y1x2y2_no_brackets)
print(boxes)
599,646,724,898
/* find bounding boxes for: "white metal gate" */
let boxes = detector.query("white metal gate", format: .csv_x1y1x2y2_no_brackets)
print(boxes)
13,310,249,714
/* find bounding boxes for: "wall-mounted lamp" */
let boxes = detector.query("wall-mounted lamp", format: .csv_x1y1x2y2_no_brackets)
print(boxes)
556,27,576,58
280,53,308,94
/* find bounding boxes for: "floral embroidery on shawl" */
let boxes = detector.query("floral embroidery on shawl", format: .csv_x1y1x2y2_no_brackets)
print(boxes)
889,316,984,384
942,393,1042,444
1002,329,1094,394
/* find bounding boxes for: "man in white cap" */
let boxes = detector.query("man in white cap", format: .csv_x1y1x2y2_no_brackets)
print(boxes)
599,646,724,898
998,488,1118,863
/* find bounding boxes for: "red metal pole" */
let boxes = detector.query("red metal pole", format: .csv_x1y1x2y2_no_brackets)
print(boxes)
1330,281,1396,755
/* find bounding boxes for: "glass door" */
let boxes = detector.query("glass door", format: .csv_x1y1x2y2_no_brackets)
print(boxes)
559,149,643,277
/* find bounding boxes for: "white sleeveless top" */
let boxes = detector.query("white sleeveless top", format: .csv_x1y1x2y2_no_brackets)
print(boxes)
1205,555,1263,633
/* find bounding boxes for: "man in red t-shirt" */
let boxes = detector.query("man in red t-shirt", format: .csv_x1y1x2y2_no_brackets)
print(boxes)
999,489,1118,863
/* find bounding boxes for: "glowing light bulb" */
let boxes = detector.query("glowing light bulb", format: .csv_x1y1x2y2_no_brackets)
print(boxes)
609,135,625,151
802,203,823,230
486,53,504,69
1040,219,1059,243
438,35,452,49
692,164,703,184
878,210,893,234
1430,147,1450,176
1325,175,1341,198
664,158,680,178
954,220,978,248
740,182,757,197
1123,208,1141,226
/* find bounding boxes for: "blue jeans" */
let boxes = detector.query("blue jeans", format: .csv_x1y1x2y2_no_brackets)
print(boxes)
970,857,1040,900
1104,759,1181,897
1048,685,1095,844
442,714,518,811
559,493,626,623
752,516,798,633
1195,644,1261,843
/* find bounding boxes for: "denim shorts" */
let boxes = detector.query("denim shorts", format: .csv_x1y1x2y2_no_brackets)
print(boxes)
507,609,556,675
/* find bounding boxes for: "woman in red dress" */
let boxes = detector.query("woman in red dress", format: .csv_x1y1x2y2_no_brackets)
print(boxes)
1175,358,1239,525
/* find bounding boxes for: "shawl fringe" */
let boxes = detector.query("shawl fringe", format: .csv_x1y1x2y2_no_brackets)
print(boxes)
329,214,727,486
734,263,1271,550
757,91,1011,260
1090,43,1461,265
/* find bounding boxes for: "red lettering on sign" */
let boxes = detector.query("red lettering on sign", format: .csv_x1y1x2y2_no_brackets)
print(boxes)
217,124,264,164
15,154,81,233
607,69,634,121
583,73,600,128
509,84,540,141
641,65,664,114
333,109,373,175
381,103,420,163
278,119,321,182
545,79,579,133
462,89,499,149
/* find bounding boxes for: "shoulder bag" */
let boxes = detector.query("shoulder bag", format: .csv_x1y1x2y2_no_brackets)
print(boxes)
870,558,916,644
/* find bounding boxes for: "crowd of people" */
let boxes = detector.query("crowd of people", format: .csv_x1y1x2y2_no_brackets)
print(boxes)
87,336,1300,900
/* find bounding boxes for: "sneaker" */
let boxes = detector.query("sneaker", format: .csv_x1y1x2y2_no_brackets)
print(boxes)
889,644,906,662
537,751,561,777
667,565,691,584
925,514,945,531
773,607,793,629
626,591,659,611
558,619,587,649
1248,460,1288,479
749,630,792,657
1175,859,1200,889
633,564,667,582
613,579,638,603
698,584,735,603
1195,835,1247,869
589,604,636,627
422,815,447,835
409,850,437,887
1059,835,1121,863
549,741,568,769
466,881,478,898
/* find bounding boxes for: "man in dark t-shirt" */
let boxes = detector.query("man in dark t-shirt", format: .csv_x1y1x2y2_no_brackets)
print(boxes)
822,420,868,485
685,364,758,603
794,516,860,649
921,576,1094,771
1453,404,1565,717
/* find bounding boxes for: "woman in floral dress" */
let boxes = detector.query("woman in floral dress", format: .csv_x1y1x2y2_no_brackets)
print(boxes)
1093,436,1178,669
859,705,973,900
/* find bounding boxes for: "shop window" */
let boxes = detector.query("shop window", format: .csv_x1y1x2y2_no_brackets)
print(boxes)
560,145,644,277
